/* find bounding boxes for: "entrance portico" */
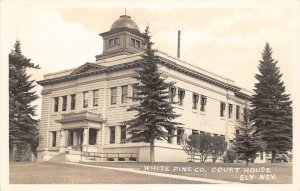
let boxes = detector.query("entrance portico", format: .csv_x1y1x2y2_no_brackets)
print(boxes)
56,111,104,155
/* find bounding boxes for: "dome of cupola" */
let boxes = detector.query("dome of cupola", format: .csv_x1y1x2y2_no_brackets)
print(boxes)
110,15,140,31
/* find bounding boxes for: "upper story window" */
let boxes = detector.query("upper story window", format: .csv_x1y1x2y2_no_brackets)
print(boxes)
220,102,226,117
83,91,88,108
121,85,128,103
169,87,176,103
200,95,207,112
130,38,141,48
111,87,117,105
93,90,99,107
243,108,248,122
108,37,120,48
178,89,185,106
192,93,199,109
70,94,76,110
120,125,127,143
228,104,233,119
62,96,67,111
54,97,59,112
236,105,240,120
132,83,139,101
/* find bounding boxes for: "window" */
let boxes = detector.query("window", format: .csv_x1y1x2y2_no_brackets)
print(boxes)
122,85,128,103
132,83,139,101
108,37,120,47
68,130,73,146
243,108,248,122
130,38,141,48
120,126,126,143
110,127,115,144
228,104,233,119
114,37,119,45
192,93,199,109
111,87,117,104
54,97,59,112
83,91,88,108
200,96,207,112
236,105,240,120
62,96,67,111
170,87,176,103
52,131,57,147
177,129,185,145
89,129,97,145
178,89,185,106
220,102,226,117
93,90,99,107
70,94,76,110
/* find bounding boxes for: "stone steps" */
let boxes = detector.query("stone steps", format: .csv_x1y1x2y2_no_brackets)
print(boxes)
48,153,66,162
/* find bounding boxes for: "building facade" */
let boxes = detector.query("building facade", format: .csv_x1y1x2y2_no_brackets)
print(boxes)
37,14,252,162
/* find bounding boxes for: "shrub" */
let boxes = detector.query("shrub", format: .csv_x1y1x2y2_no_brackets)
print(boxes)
129,157,136,161
107,158,114,161
223,150,236,163
118,158,125,161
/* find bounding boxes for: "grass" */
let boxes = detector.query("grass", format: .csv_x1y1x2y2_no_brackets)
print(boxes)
9,162,201,184
81,162,293,184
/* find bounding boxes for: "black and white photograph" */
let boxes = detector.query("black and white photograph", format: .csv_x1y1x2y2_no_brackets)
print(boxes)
1,0,299,191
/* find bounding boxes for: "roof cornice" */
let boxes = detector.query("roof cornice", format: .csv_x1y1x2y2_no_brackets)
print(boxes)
99,27,144,38
37,55,251,99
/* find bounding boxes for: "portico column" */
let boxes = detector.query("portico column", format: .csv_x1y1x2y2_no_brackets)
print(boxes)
96,129,102,153
83,127,89,153
171,129,176,144
59,130,66,153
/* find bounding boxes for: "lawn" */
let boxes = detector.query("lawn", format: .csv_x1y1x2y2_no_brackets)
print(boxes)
81,162,293,184
9,162,201,184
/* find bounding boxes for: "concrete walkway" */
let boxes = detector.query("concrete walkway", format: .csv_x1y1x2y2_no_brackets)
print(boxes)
63,162,242,184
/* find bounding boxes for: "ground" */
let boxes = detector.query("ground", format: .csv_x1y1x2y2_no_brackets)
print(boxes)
9,162,292,184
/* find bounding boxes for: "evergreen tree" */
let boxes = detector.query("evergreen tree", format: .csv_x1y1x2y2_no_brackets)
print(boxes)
9,40,40,161
233,108,266,166
251,43,292,163
123,27,181,163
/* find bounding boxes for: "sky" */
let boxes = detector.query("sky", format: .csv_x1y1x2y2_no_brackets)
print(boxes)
1,0,299,119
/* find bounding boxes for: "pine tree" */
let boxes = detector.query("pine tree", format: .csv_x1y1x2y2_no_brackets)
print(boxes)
233,108,266,166
9,40,40,161
251,42,292,163
123,27,182,163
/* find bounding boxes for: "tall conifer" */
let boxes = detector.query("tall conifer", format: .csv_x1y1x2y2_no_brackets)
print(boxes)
123,27,181,162
251,43,292,162
9,40,40,160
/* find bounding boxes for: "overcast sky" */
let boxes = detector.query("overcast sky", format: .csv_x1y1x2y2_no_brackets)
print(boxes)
2,1,299,119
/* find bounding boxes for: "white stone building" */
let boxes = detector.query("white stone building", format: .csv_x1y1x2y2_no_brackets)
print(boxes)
37,14,252,162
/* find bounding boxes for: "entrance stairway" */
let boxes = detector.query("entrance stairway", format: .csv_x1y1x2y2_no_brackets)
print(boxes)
48,153,66,162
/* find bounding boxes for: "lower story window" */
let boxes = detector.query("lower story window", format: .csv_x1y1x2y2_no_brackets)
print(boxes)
52,131,57,147
177,129,185,145
89,129,97,145
110,127,115,144
68,130,74,146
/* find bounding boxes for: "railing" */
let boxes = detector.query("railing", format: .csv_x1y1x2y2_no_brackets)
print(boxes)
79,151,139,162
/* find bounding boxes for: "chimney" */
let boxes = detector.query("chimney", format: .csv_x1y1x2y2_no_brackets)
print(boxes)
177,30,181,58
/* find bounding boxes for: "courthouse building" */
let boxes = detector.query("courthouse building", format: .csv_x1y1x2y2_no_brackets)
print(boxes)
37,14,252,162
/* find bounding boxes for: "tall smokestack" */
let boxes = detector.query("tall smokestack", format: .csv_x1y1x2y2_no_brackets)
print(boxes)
177,30,181,58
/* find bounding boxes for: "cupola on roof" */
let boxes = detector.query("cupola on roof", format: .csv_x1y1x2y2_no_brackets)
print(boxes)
110,15,140,32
